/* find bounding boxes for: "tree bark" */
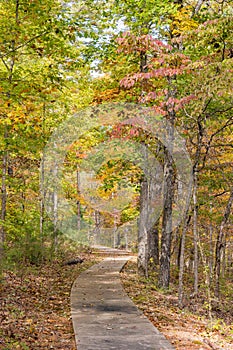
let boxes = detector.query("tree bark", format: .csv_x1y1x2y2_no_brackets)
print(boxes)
158,76,176,289
159,147,174,288
138,174,149,277
215,188,233,298
76,168,81,231
191,115,204,295
148,222,159,266
209,203,214,276
94,210,101,245
53,160,58,249
40,150,45,260
193,170,199,295
0,144,8,261
40,102,46,250
178,213,191,308
137,145,161,275
137,50,150,275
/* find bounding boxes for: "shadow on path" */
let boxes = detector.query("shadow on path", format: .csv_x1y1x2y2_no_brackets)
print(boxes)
71,250,175,350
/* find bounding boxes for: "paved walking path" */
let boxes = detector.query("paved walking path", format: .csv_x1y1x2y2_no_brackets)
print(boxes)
71,253,175,350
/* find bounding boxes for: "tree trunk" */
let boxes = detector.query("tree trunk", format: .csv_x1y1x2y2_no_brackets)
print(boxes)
40,151,45,247
159,120,175,289
53,161,58,249
76,168,81,231
138,142,163,276
0,144,8,261
137,50,150,275
125,228,128,250
40,102,46,256
178,213,191,308
148,222,159,266
94,210,101,245
138,174,149,277
192,115,204,295
209,203,214,276
158,78,175,289
215,188,233,298
159,148,174,289
193,170,199,295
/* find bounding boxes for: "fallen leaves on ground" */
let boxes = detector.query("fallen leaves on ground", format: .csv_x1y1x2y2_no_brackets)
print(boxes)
121,258,233,350
1,252,233,350
0,252,99,350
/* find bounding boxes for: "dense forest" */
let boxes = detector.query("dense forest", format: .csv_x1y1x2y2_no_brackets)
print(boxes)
0,0,233,348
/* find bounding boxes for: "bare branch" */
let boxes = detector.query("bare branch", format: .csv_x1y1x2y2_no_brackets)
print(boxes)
0,57,10,71
201,117,233,168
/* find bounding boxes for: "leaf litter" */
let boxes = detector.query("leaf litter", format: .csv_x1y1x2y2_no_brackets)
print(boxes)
121,259,233,350
0,251,98,350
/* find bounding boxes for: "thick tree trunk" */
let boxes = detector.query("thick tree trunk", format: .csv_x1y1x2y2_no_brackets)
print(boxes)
148,222,159,266
138,146,161,275
147,152,162,266
215,188,233,298
158,79,175,289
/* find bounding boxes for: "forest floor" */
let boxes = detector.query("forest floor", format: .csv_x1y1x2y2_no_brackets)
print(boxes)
0,248,99,350
121,258,233,350
1,249,233,350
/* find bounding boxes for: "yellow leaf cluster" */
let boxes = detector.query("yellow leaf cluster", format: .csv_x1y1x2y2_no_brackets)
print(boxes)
171,7,198,36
